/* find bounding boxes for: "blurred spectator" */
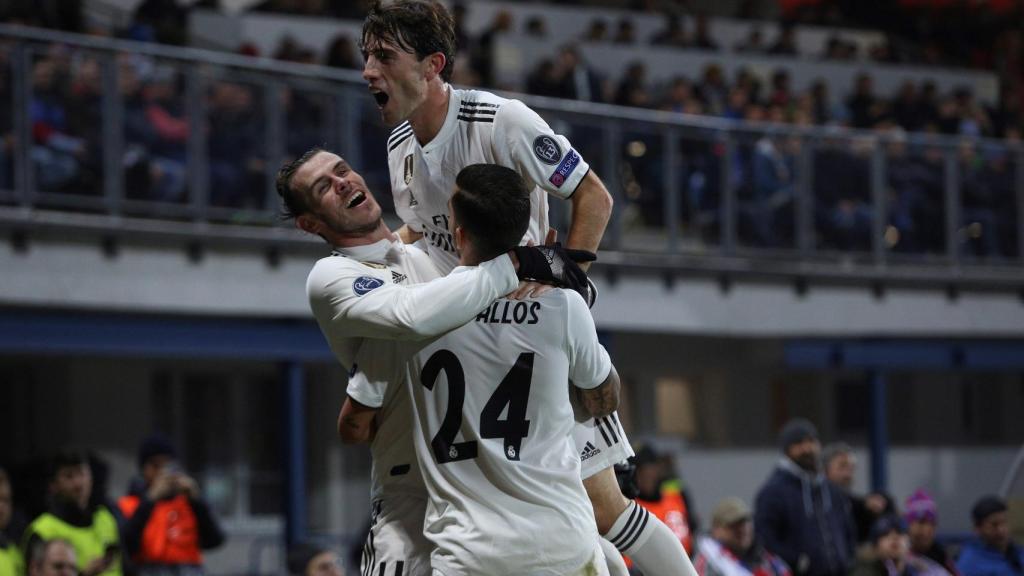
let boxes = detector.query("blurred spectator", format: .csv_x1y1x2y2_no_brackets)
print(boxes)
206,82,265,208
849,516,951,576
957,496,1024,576
557,46,604,103
470,10,513,88
699,64,728,115
883,130,944,254
28,538,78,576
755,419,854,576
823,36,857,61
582,18,609,42
651,15,689,48
613,18,636,44
745,132,798,246
847,74,886,128
525,59,562,98
769,25,799,56
30,57,89,193
287,542,345,576
130,0,188,45
23,450,122,576
692,14,718,51
892,82,927,132
325,35,359,69
769,69,792,107
822,443,895,544
958,141,1002,257
118,435,225,576
524,16,547,38
695,497,791,576
904,489,958,575
0,468,23,576
814,137,873,251
451,2,470,51
614,62,651,108
734,27,766,54
633,446,695,557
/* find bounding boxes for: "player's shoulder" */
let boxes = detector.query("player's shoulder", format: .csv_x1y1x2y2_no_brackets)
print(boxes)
387,120,415,156
306,254,380,294
455,88,509,125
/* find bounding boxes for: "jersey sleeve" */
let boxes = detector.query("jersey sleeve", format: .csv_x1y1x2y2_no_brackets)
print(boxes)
307,253,519,341
495,99,591,200
564,290,612,390
346,368,386,409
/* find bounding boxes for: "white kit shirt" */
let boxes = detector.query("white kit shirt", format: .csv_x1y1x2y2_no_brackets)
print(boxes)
306,236,519,499
399,282,612,576
388,86,592,274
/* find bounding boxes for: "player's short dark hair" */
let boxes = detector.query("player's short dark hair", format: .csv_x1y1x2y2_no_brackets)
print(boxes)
362,0,456,82
452,164,530,261
276,147,324,219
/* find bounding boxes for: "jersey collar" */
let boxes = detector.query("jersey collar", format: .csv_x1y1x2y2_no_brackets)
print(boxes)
422,84,460,154
332,235,405,265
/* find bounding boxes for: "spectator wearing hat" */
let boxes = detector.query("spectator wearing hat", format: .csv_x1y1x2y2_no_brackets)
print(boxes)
957,496,1024,576
696,497,791,576
755,419,854,576
287,542,344,576
823,443,895,543
0,467,23,575
117,435,225,576
905,489,957,575
850,515,950,576
22,449,122,576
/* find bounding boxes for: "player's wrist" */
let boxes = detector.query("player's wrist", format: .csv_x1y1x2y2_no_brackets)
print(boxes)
507,250,519,271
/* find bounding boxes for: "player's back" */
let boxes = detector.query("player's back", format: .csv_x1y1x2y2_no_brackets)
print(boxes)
405,288,604,576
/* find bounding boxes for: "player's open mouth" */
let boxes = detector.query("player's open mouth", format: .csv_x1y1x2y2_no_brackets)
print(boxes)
371,90,389,108
347,190,367,209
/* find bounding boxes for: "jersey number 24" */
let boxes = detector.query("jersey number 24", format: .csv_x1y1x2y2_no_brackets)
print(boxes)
420,349,534,464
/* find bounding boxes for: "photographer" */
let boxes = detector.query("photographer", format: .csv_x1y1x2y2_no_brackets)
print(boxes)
118,436,225,576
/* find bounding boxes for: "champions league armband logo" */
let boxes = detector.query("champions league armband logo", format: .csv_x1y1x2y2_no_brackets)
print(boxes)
353,276,385,296
549,150,581,188
533,135,562,165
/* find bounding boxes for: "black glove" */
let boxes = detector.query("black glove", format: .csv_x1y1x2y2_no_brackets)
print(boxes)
511,243,596,305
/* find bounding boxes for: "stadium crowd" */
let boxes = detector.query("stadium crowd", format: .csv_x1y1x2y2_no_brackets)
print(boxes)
1,419,1022,576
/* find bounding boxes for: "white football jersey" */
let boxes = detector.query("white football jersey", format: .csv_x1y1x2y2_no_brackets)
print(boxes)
306,237,519,500
388,86,592,274
401,280,612,576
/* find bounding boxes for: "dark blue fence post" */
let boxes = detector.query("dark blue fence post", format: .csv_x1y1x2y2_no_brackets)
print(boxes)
868,369,889,493
283,360,307,547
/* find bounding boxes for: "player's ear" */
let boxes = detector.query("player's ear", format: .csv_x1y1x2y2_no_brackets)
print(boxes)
424,52,446,80
296,214,320,235
452,224,466,253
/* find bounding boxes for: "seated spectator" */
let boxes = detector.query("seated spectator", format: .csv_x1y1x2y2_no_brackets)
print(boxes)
614,62,651,108
118,435,225,575
957,496,1024,576
692,14,718,51
0,467,23,576
28,538,78,576
325,35,359,69
582,18,608,42
904,489,958,575
287,542,344,576
850,516,950,576
614,17,636,44
557,46,604,103
524,15,546,38
755,419,854,576
846,74,887,129
696,497,791,576
735,26,765,53
823,443,894,544
23,450,122,576
633,446,695,557
769,25,798,56
651,15,689,47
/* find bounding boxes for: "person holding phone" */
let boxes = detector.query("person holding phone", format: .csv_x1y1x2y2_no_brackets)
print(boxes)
118,435,225,576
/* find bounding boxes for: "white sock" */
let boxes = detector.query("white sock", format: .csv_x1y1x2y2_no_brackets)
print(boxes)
599,537,630,576
602,501,697,576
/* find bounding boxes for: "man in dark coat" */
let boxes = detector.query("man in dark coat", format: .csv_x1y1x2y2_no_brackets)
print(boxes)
754,419,854,576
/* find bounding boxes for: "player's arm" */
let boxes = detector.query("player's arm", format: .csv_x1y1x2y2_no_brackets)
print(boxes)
575,364,620,418
564,290,619,417
566,171,613,271
338,396,378,444
396,224,423,244
307,253,519,341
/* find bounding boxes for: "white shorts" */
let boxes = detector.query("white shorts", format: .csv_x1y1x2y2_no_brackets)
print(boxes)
429,541,609,576
361,494,433,576
575,412,633,480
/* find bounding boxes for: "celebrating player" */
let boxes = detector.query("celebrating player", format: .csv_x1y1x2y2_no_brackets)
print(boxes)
361,2,695,574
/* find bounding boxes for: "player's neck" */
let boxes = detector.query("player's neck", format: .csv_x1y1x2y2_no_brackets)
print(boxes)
327,220,394,249
409,81,450,146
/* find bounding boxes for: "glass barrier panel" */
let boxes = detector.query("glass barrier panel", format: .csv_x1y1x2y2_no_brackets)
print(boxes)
205,77,267,210
733,128,799,250
811,135,875,254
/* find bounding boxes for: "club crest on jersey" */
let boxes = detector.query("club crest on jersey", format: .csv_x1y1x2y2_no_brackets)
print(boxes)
353,276,384,296
549,149,581,188
403,154,415,186
533,135,562,165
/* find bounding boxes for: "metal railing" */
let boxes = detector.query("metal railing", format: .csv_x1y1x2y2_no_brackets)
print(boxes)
2,24,1023,287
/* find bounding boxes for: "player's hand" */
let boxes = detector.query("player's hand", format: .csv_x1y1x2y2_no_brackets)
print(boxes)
510,243,595,305
508,281,553,300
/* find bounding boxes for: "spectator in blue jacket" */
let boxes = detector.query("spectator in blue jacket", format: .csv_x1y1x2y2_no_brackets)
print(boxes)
957,496,1024,576
755,418,854,576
